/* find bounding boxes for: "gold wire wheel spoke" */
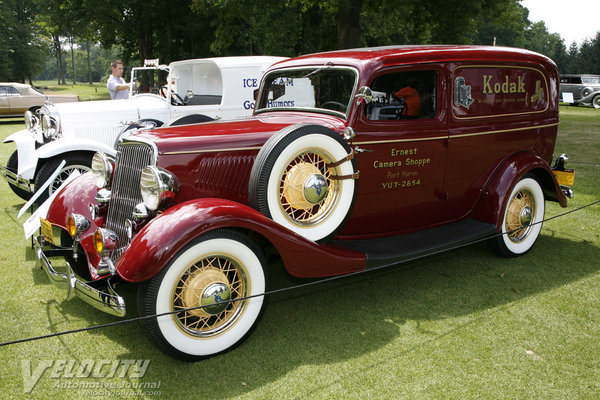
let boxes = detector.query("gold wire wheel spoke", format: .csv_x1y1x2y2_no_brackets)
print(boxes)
505,189,535,242
279,149,338,225
171,254,247,337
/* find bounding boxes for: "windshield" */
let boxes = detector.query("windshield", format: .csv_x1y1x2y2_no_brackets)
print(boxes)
130,67,170,96
256,66,358,116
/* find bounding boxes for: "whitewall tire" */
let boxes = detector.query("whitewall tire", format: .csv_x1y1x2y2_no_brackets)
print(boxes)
491,176,545,257
249,125,358,242
139,229,267,361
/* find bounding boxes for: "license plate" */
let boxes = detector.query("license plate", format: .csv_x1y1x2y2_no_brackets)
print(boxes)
553,169,575,186
40,218,54,244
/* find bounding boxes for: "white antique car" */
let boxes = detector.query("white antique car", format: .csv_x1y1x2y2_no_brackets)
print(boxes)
1,56,286,202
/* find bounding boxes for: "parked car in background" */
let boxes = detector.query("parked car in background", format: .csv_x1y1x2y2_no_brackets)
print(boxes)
559,74,600,108
1,56,286,203
0,82,78,117
34,46,573,361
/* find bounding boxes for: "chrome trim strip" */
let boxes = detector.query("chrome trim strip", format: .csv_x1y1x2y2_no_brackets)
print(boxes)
163,146,263,155
449,123,559,139
352,123,558,146
34,236,126,317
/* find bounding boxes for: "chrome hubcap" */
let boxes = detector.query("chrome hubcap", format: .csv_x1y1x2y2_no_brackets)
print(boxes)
303,174,329,204
520,206,533,226
200,282,231,315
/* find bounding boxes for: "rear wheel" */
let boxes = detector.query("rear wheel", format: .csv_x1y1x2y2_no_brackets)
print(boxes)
490,176,545,257
6,150,32,200
138,229,267,361
33,153,92,204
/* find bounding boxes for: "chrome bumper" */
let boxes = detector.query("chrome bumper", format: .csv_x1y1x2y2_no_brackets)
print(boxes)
0,164,33,193
34,235,126,317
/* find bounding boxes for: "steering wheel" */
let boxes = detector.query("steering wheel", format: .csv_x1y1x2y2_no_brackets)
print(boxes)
321,101,346,112
159,86,168,98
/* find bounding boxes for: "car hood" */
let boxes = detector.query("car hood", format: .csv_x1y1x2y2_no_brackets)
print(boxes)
52,95,167,132
134,112,347,155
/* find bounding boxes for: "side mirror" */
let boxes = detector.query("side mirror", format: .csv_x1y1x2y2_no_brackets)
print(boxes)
253,88,259,101
186,89,194,99
355,86,373,104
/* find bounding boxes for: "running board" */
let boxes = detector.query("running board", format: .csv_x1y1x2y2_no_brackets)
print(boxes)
333,219,497,269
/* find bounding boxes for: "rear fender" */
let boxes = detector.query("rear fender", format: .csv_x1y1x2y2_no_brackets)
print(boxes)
471,151,567,229
116,198,366,283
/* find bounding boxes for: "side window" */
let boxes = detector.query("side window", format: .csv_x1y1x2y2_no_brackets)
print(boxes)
7,86,20,96
0,87,7,96
367,70,436,120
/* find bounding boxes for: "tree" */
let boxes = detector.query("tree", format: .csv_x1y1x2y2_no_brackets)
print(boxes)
525,21,569,73
0,0,46,82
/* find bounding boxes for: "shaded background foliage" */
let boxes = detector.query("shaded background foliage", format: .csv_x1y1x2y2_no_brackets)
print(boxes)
1,0,599,83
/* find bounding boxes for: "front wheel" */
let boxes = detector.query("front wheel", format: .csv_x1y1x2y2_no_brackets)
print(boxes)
490,176,545,257
33,153,92,204
592,94,600,109
138,229,267,361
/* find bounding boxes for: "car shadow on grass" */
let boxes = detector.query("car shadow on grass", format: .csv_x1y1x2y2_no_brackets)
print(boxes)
30,232,600,398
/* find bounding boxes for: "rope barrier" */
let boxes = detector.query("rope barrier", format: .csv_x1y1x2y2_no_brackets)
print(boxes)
1,199,598,348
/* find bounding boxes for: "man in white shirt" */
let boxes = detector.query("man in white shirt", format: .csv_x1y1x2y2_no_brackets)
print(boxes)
107,60,129,100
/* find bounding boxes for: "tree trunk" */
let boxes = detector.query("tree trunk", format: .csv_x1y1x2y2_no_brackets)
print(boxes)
70,36,76,84
87,42,92,84
53,35,66,85
335,0,364,49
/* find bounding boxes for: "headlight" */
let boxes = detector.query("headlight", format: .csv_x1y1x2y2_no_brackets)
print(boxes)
66,214,90,238
140,166,177,211
91,153,115,188
41,114,60,139
93,228,118,255
40,104,61,139
24,111,38,131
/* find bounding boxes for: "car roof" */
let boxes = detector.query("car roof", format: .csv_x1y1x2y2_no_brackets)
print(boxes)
0,82,30,90
560,74,600,77
267,45,556,72
170,56,288,69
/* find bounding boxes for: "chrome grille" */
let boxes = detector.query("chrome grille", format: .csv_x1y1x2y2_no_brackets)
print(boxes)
106,141,155,261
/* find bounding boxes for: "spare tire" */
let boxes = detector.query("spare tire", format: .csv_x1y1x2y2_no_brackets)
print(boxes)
249,125,358,242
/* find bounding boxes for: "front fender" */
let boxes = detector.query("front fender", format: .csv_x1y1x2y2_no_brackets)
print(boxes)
36,137,117,160
117,199,366,283
3,129,37,179
580,90,600,103
471,151,567,229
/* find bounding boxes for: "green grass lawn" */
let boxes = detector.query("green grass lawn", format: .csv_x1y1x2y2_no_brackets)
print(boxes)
33,80,111,101
0,106,598,399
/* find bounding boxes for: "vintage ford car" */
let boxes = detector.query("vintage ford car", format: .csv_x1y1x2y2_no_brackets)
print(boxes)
559,74,600,108
35,46,574,361
1,56,285,203
0,82,79,118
